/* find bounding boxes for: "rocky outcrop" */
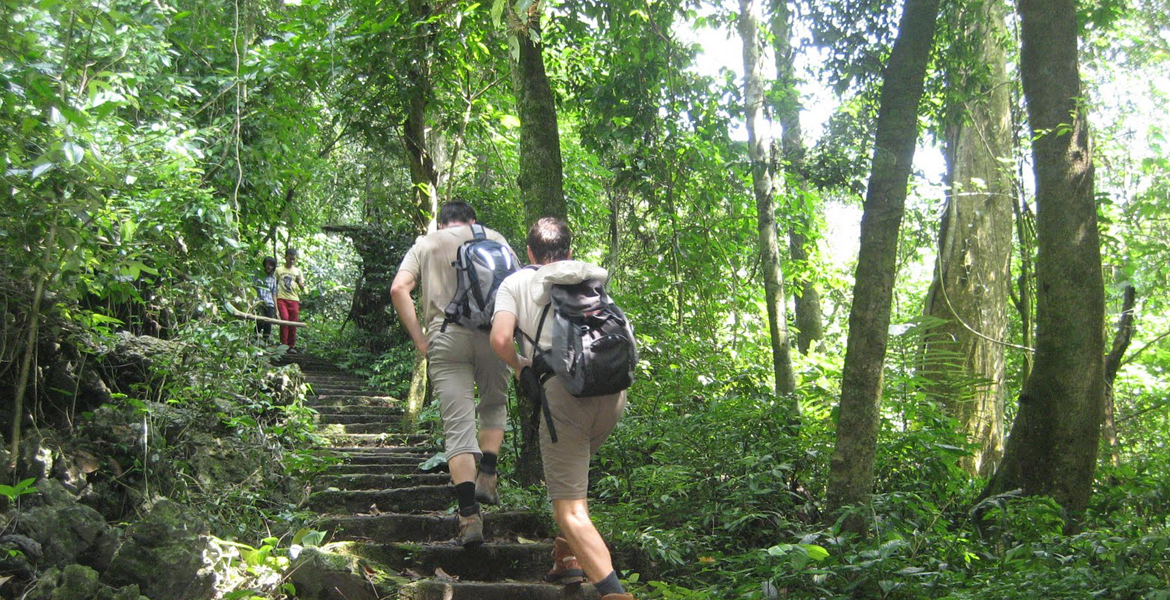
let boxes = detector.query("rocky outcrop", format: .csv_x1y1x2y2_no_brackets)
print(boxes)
103,500,216,600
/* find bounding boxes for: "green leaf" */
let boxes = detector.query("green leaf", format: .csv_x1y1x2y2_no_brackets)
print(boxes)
799,544,830,562
62,142,84,165
490,0,505,27
31,163,53,179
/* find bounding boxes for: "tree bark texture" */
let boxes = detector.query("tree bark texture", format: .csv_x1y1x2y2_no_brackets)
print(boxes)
403,0,438,231
739,0,797,398
983,0,1105,522
770,0,824,355
921,0,1014,478
509,11,567,223
826,0,941,526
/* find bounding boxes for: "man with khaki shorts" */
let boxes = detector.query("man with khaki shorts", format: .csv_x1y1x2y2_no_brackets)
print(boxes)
390,201,513,546
490,217,635,600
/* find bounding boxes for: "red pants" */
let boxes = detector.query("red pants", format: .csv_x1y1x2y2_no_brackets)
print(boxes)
277,299,300,348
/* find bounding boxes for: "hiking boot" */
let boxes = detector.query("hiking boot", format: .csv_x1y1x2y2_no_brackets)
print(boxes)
456,511,484,547
474,471,500,505
544,536,585,585
599,595,635,600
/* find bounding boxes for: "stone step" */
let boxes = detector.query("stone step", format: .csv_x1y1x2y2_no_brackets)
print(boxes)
345,541,555,582
335,454,433,468
316,405,404,417
307,382,379,393
319,511,549,543
330,463,426,475
319,422,401,436
312,394,401,406
305,375,376,385
309,485,453,514
399,581,599,600
320,409,402,423
319,472,450,490
324,433,431,447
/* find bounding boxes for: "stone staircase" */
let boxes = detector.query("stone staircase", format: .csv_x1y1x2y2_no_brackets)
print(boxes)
283,353,601,600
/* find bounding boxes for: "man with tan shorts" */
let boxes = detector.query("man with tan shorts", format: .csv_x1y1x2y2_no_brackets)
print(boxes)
390,201,514,546
490,217,635,600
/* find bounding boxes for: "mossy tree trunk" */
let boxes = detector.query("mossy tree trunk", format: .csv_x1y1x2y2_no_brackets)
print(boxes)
770,0,824,356
506,3,567,485
826,0,941,532
920,0,1014,478
739,0,797,401
982,0,1105,525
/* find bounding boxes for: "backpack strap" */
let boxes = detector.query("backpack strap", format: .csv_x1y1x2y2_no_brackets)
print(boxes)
470,223,487,240
516,301,557,442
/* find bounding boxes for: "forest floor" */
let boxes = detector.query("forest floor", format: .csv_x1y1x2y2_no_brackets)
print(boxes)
289,352,601,599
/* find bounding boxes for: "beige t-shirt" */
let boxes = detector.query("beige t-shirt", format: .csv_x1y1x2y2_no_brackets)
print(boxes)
397,224,513,332
493,260,609,359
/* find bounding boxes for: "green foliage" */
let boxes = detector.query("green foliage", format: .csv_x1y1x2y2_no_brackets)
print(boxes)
0,478,38,503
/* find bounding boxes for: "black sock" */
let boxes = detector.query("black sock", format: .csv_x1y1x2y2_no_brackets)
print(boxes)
479,452,498,475
595,571,625,596
455,482,478,515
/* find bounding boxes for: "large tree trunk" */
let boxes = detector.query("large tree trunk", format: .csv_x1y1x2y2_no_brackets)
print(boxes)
506,5,566,485
920,0,1014,478
826,0,940,530
982,0,1105,524
739,0,797,400
508,7,567,222
770,0,824,355
402,0,438,419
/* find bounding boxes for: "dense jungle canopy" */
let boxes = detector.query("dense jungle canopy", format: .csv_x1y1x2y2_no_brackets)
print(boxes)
2,0,1170,597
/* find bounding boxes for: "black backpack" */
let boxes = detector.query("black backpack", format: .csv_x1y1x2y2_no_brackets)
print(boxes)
441,224,518,332
527,277,638,397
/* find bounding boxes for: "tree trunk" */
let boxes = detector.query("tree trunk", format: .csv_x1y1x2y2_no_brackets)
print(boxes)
982,0,1105,524
403,0,438,231
506,5,566,485
739,0,797,399
770,0,824,355
508,8,567,222
826,0,941,530
1103,285,1136,468
920,0,1014,478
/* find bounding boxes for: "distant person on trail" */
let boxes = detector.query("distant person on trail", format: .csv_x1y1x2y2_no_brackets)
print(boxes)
275,247,306,352
390,200,518,547
254,256,278,342
490,217,635,600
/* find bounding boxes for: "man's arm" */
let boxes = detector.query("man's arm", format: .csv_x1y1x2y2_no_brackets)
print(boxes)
490,311,523,376
390,270,427,355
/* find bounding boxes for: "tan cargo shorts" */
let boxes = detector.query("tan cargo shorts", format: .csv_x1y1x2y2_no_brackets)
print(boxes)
539,377,626,500
426,326,509,460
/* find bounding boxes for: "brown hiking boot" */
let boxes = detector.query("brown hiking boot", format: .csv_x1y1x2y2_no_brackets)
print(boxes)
474,471,500,505
456,511,484,547
599,595,635,600
544,536,585,585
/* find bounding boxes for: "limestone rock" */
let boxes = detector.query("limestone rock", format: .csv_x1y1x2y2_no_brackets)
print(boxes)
14,479,117,570
103,499,216,600
287,545,392,600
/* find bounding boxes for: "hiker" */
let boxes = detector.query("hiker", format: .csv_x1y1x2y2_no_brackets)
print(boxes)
275,247,306,352
389,200,518,546
254,256,278,342
490,217,636,600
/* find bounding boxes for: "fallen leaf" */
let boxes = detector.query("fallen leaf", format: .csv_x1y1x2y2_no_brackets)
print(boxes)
0,575,12,588
434,567,459,582
74,450,100,474
517,536,538,545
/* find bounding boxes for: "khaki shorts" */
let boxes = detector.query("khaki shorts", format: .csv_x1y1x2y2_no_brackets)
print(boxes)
539,377,626,500
427,326,509,460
